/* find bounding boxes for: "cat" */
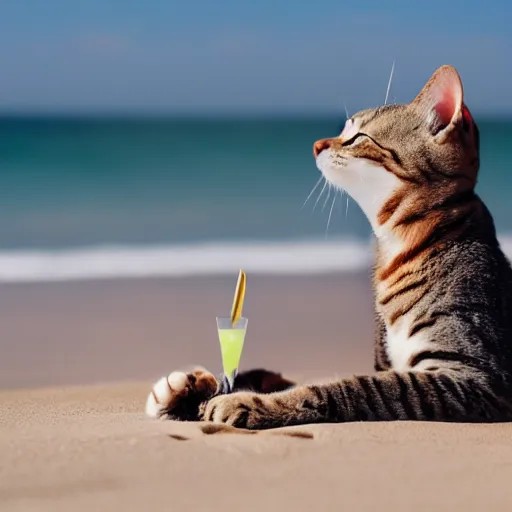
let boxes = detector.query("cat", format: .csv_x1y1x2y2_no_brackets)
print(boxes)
146,65,512,429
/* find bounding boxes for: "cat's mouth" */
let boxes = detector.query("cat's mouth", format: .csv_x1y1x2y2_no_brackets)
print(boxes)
315,149,346,186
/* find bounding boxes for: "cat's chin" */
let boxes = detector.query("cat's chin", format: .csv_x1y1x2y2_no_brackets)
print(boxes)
316,155,402,231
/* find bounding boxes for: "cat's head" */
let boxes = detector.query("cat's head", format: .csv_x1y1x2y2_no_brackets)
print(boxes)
314,65,480,234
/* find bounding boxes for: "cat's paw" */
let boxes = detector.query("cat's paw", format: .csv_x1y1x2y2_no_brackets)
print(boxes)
203,391,277,430
145,368,219,421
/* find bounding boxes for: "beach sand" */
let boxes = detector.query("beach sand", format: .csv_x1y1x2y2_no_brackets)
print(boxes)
1,274,512,511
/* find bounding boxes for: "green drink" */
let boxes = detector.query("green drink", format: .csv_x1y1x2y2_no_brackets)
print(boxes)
216,317,248,391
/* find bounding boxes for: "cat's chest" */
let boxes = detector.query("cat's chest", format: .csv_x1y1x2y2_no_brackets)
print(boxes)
384,317,431,371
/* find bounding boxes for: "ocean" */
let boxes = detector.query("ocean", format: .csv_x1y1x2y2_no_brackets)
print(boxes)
1,116,511,282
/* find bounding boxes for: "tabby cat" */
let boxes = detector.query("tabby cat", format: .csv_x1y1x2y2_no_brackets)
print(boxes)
146,65,512,429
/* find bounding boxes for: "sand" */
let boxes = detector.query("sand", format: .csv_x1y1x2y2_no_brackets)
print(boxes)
1,274,512,511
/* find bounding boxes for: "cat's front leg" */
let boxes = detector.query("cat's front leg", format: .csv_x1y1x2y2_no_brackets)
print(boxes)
203,387,325,429
203,370,511,429
146,368,219,420
146,367,296,421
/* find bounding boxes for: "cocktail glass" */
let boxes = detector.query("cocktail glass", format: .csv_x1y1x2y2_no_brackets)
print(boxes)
216,316,248,393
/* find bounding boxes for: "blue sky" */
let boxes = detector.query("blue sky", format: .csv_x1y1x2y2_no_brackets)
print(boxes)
1,1,511,114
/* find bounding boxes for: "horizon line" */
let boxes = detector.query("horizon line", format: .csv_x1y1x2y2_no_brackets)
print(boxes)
1,108,511,121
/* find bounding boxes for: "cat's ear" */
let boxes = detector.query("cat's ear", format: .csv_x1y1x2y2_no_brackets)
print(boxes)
411,65,464,140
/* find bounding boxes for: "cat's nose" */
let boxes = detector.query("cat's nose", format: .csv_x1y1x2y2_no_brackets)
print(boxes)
313,138,333,158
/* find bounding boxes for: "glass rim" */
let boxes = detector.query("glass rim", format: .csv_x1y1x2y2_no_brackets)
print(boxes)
216,316,248,329
216,316,248,320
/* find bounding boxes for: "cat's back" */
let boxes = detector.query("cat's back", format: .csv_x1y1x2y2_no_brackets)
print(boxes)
428,202,512,314
422,212,512,379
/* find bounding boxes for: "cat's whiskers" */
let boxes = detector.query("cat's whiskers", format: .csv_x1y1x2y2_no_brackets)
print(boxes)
301,176,324,210
334,188,348,221
313,180,328,212
343,100,350,121
325,192,337,238
384,59,395,105
322,184,332,212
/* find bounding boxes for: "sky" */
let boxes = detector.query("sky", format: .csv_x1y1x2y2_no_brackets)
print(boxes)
0,1,511,115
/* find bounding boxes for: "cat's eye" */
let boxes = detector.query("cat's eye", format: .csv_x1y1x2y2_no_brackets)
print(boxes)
342,132,367,146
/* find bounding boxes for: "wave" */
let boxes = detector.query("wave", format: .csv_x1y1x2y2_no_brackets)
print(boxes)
0,239,371,283
1,236,512,283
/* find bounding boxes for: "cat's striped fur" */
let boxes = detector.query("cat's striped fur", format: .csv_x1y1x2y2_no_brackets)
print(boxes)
146,65,512,429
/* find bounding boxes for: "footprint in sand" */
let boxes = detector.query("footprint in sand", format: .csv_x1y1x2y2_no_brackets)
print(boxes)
168,424,314,440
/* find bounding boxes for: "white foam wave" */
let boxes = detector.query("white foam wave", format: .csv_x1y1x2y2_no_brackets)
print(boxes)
1,235,512,283
0,239,372,283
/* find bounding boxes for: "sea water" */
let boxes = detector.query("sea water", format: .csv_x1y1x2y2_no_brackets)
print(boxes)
0,115,511,282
